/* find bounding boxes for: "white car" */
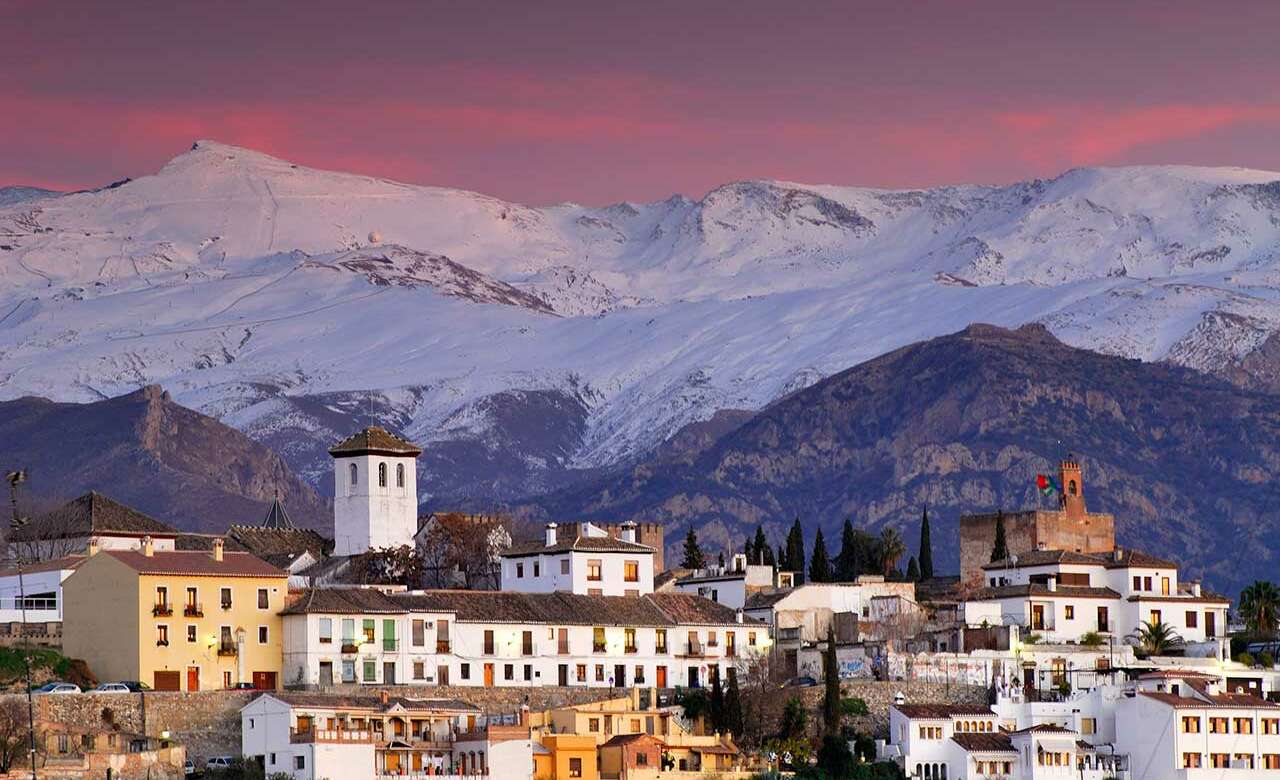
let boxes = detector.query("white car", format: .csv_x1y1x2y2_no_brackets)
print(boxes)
33,682,80,694
94,683,132,694
205,756,235,771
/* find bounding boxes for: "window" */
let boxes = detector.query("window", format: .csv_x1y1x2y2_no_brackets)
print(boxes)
516,562,524,578
258,626,269,644
637,752,648,766
319,618,333,644
155,586,170,609
524,664,532,681
363,619,376,644
363,661,376,682
220,587,232,609
1081,717,1095,735
522,631,534,655
1161,577,1170,595
223,671,232,688
560,559,570,575
1233,717,1253,734
595,664,605,682
748,631,757,646
593,627,606,653
1143,576,1152,591
1186,611,1197,628
625,629,637,653
396,463,405,488
1209,717,1229,734
350,463,358,486
1149,609,1161,624
533,562,540,577
576,664,587,682
412,619,425,647
503,664,514,681
1263,754,1280,770
257,589,269,609
341,660,356,682
342,618,356,644
483,630,495,655
1132,575,1141,591
1210,753,1229,768
568,757,583,778
460,663,471,680
587,560,603,581
635,665,645,684
378,462,387,487
295,756,305,771
624,561,639,582
1064,605,1074,620
187,625,197,643
1182,753,1201,768
1181,716,1201,733
588,718,600,733
655,629,667,653
1263,718,1280,735
156,625,169,646
1233,754,1254,768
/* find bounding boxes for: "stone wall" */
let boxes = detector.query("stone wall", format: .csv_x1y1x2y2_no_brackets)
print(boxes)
797,679,987,738
958,509,1114,584
322,683,624,712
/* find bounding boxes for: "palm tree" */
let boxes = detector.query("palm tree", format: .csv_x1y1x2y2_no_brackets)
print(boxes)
1128,620,1185,656
879,527,906,577
1239,580,1280,637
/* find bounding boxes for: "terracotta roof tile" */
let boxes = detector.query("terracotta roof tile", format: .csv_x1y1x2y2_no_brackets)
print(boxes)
503,535,654,558
971,584,1120,600
894,704,995,719
0,555,85,577
1138,691,1280,709
328,427,422,457
104,549,286,578
262,691,478,713
228,526,330,559
647,592,762,626
281,588,404,615
951,733,1015,753
15,492,177,541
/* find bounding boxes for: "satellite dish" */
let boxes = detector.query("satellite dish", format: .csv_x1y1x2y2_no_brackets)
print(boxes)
368,231,382,245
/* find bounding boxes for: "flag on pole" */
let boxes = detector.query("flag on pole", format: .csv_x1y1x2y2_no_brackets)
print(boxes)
1036,473,1059,497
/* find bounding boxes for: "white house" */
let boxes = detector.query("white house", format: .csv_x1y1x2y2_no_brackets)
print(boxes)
280,587,767,690
1115,672,1280,778
241,691,532,780
499,521,655,597
672,554,794,609
330,427,422,557
968,548,1230,653
0,555,84,624
878,702,1002,779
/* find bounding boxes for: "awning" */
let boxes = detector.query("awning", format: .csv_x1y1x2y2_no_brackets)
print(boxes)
692,745,738,755
1036,739,1077,753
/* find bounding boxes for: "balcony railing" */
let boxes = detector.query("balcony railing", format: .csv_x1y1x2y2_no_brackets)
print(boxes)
382,638,399,652
184,603,204,617
593,642,607,653
217,642,238,656
156,639,169,647
220,600,233,611
625,646,638,654
152,603,173,617
291,727,374,744
341,642,360,654
682,641,705,658
436,640,451,654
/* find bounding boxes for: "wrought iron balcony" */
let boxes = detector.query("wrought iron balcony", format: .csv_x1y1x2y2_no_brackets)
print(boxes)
152,603,173,617
217,642,238,656
184,603,204,617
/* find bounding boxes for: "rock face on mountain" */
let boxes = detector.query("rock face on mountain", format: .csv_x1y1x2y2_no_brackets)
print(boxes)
526,324,1280,594
0,385,330,534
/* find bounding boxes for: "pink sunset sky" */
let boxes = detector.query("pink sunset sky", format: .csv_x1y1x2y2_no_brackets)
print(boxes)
3,0,1279,205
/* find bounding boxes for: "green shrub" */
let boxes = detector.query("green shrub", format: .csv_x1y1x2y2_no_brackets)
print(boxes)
1235,652,1256,666
840,697,870,717
1259,651,1275,668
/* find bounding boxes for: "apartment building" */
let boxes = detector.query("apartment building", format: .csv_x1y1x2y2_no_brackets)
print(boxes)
500,521,656,597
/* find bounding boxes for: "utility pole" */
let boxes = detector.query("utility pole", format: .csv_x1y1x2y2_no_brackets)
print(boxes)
6,469,37,780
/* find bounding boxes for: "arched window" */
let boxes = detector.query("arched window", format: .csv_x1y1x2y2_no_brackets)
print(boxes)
378,462,387,488
396,463,405,488
349,463,358,486
1069,479,1078,496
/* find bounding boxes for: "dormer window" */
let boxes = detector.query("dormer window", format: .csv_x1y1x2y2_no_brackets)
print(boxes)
378,463,387,488
396,463,405,488
349,463,358,486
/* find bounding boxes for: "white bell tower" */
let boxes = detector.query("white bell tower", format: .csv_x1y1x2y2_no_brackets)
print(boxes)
329,426,422,556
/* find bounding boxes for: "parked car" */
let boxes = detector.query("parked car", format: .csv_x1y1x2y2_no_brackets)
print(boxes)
228,682,256,690
114,680,152,692
183,758,196,776
205,756,235,772
33,682,81,694
782,675,818,688
94,683,132,694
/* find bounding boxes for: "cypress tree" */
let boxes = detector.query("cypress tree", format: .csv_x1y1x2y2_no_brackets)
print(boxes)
809,528,833,583
785,518,806,584
752,525,769,565
724,672,744,738
717,551,725,569
906,556,920,582
682,526,706,569
709,669,726,733
776,544,787,571
919,505,934,579
762,543,776,568
822,624,841,737
990,510,1008,563
835,517,858,581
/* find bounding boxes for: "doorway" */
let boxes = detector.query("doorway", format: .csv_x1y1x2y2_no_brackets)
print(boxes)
558,664,569,686
252,671,278,690
383,662,396,686
319,662,334,686
614,664,626,688
655,666,667,688
186,666,200,692
483,663,495,687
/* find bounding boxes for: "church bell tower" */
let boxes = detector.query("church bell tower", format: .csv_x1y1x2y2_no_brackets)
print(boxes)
328,426,422,556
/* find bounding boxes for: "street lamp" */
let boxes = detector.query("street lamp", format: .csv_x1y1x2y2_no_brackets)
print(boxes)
6,469,37,780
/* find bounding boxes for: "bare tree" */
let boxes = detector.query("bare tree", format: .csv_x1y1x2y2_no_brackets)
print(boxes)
0,698,40,774
733,652,791,749
418,513,512,590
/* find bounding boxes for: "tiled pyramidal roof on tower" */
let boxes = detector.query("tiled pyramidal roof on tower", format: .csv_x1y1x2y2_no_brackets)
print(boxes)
328,426,423,457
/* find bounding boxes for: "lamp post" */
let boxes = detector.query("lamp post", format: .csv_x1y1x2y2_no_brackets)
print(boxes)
6,469,37,780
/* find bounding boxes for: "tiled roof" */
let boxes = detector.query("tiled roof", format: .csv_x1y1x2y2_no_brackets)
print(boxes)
14,492,178,541
0,555,85,577
1126,592,1231,604
893,704,995,719
103,549,286,578
175,534,250,552
970,584,1120,600
284,588,760,627
743,589,792,610
328,426,422,457
983,548,1177,571
502,535,654,558
601,733,664,748
1009,724,1075,734
951,733,1015,753
281,588,405,615
1137,669,1219,680
228,525,330,559
263,691,478,713
1138,691,1279,710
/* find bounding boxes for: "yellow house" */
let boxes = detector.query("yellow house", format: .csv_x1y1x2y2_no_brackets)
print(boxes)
63,537,288,691
535,734,598,780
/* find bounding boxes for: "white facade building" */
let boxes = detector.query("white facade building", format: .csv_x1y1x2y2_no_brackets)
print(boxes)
0,556,84,624
241,691,532,780
499,522,655,597
281,587,767,690
673,554,794,609
968,549,1229,653
329,427,422,557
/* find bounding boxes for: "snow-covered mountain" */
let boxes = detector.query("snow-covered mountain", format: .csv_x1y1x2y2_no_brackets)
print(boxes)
3,141,1280,500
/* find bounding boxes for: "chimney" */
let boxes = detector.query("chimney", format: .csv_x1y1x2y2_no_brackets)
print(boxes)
619,521,637,544
1036,541,1048,551
141,536,154,558
380,690,390,706
87,538,99,557
520,704,530,726
735,609,744,624
545,523,558,547
1191,581,1202,597
1046,575,1057,592
1113,549,1124,563
212,538,224,562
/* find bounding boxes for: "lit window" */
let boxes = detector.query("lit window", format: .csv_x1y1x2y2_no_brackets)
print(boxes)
257,589,269,609
587,560,603,581
624,561,639,582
